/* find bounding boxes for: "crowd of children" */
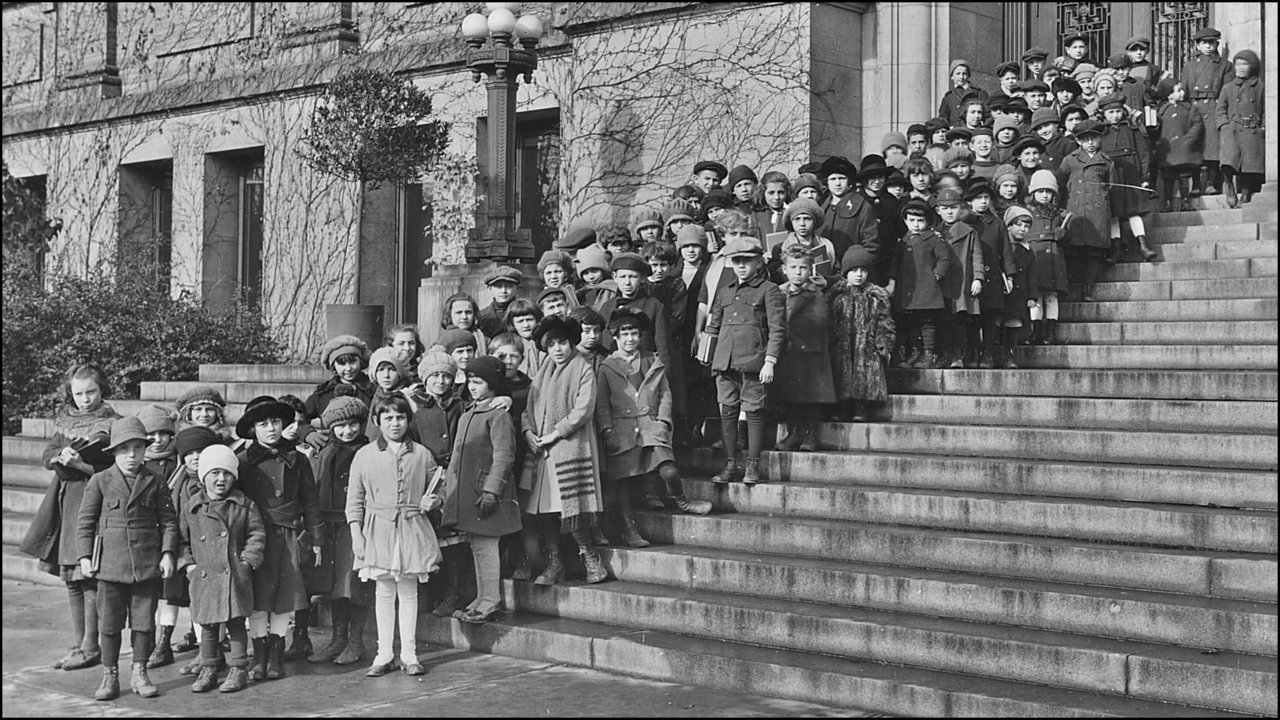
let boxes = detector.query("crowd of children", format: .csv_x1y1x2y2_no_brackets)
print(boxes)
19,23,1266,702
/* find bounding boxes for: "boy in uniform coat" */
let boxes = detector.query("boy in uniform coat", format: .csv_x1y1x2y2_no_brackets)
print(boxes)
1182,27,1233,195
1216,49,1265,207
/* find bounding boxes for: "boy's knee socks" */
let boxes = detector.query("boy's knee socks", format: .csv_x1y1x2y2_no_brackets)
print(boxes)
131,630,154,660
720,405,740,458
101,632,122,667
745,410,766,461
920,317,938,354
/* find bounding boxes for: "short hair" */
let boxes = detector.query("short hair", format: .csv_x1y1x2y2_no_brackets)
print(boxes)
569,305,606,330
672,184,705,204
487,331,524,355
384,323,425,363
905,156,936,182
278,394,308,423
751,170,792,212
503,299,542,330
599,224,633,249
783,246,815,265
371,393,412,421
441,292,480,330
62,363,110,407
640,240,678,264
713,208,752,236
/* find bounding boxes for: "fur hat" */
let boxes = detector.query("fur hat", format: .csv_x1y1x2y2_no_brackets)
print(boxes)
320,334,370,370
368,347,407,382
483,265,523,287
438,328,478,354
661,198,696,226
555,224,598,250
235,396,295,440
104,416,148,452
819,155,857,181
630,208,664,237
791,173,823,196
941,147,975,169
176,385,227,416
881,132,909,154
575,244,611,276
320,395,368,430
1030,107,1061,131
676,224,708,249
1053,76,1083,97
782,198,824,231
692,160,728,180
465,356,509,396
533,315,582,351
537,249,574,274
1028,169,1059,194
840,246,873,274
176,426,222,459
417,350,458,381
198,445,239,483
608,306,651,334
726,165,758,190
610,251,651,276
137,403,176,435
1003,205,1033,226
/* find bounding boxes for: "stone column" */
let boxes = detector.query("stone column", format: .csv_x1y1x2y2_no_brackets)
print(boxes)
417,262,538,346
862,2,946,154
1216,3,1274,185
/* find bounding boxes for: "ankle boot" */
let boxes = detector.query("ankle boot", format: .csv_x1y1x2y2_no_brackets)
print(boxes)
1003,342,1019,368
1223,174,1238,207
248,637,267,681
1104,237,1123,265
797,423,818,452
148,625,175,668
1179,177,1195,210
191,665,219,693
674,495,712,515
534,532,565,586
578,544,609,584
130,661,159,698
512,549,533,581
742,458,763,486
432,557,462,617
1080,283,1096,302
333,619,367,665
1240,186,1253,204
283,621,312,662
1135,235,1157,262
309,619,348,663
95,666,120,701
219,666,249,693
711,458,740,484
641,477,666,510
1044,319,1061,345
264,635,285,680
620,514,650,548
174,627,199,653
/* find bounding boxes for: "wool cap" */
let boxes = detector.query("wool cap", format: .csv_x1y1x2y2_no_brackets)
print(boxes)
1023,79,1051,94
438,328,478,354
1011,135,1047,156
726,165,758,190
900,198,936,224
995,169,1022,190
1106,51,1130,70
1193,27,1221,42
880,132,909,155
608,306,651,334
320,395,368,430
884,170,911,190
483,265,523,287
176,385,227,415
858,154,892,181
699,189,735,215
1152,76,1178,103
105,416,148,452
906,123,929,138
1097,92,1127,111
783,198,825,231
1030,107,1061,130
1028,169,1059,194
969,125,994,139
1021,46,1049,62
555,224,598,250
417,350,458,382
1004,205,1034,226
610,251,651,276
199,445,239,483
722,236,763,258
661,198,696,226
995,60,1021,78
1072,62,1099,81
1124,35,1150,50
935,187,965,207
692,160,728,180
944,127,974,145
575,244,611,275
1005,97,1031,116
676,224,708,249
533,315,582,350
630,208,664,236
176,426,222,459
1232,49,1260,75
537,249,574,274
536,286,570,306
1053,76,1083,97
1092,67,1119,90
320,334,370,370
791,173,824,196
1072,119,1106,138
948,59,971,76
235,396,295,439
137,404,176,435
924,117,950,136
1060,103,1088,123
987,94,1010,113
963,177,995,200
368,347,406,381
819,155,857,180
941,146,975,169
841,246,873,273
1063,32,1088,47
465,356,509,396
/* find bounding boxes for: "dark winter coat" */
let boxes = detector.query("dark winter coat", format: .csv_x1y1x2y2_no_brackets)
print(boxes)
598,289,671,368
828,280,895,403
705,270,787,373
821,192,881,263
441,399,520,537
75,465,180,584
753,207,787,237
1006,243,1035,324
595,353,674,453
864,190,904,287
237,441,323,614
968,209,1017,312
179,490,265,624
304,435,367,596
892,229,951,311
1182,52,1233,162
774,283,836,405
1157,101,1205,169
938,85,989,126
411,388,464,467
478,300,513,339
1100,120,1155,216
940,220,985,315
302,375,376,445
1216,70,1264,174
1026,201,1071,294
1060,149,1115,250
163,465,204,601
1040,134,1079,178
644,276,688,414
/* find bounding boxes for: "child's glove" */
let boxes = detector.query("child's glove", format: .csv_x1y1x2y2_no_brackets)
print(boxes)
476,491,499,519
601,429,621,454
969,279,983,297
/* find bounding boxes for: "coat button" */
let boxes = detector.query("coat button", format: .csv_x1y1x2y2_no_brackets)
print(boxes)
200,570,207,578
200,535,206,541
220,531,227,537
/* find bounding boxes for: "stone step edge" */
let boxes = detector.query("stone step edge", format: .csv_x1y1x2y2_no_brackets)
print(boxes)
886,368,1278,400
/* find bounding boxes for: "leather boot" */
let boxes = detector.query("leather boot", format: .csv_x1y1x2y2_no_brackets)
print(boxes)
248,637,267,681
797,423,818,452
641,477,666,510
432,554,462,617
333,618,367,665
264,635,285,680
174,627,199,653
511,549,533,581
577,544,609,584
1223,174,1238,208
620,514,649,548
191,665,219,693
674,495,712,515
1240,185,1253,204
130,661,159,698
1179,177,1195,211
308,619,348,663
1135,235,1157,262
742,458,763,486
283,615,312,661
95,666,120,701
1029,320,1044,345
710,458,740,484
219,666,249,693
533,526,565,586
1044,319,1061,345
147,625,175,668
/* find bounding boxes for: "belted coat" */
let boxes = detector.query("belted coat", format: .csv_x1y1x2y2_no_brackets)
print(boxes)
1156,100,1205,168
345,437,442,579
1060,149,1115,250
1100,120,1155,216
775,283,836,404
237,441,323,614
179,490,266,624
705,270,787,373
75,465,180,584
891,230,951,311
1216,69,1264,174
440,399,520,537
1182,52,1232,162
940,220,985,315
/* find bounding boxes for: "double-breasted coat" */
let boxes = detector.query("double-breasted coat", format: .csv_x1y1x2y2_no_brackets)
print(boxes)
891,230,952,311
76,465,181,584
345,438,443,580
1060,149,1115,250
1156,101,1205,170
940,220,985,315
179,490,266,625
1100,120,1156,216
1040,134,1079,179
411,389,464,467
304,436,369,600
1216,61,1264,174
828,280,896,402
775,283,836,404
440,399,520,537
1182,51,1233,162
237,441,323,614
705,271,788,374
598,289,672,368
595,353,676,480
821,192,881,263
1026,201,1071,294
1006,242,1036,324
968,210,1017,312
864,190,904,287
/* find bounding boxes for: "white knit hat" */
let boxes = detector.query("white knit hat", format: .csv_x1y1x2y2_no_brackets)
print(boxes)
199,445,239,483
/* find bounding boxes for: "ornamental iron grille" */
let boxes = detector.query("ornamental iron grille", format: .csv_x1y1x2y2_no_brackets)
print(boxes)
1057,2,1111,68
1151,2,1209,74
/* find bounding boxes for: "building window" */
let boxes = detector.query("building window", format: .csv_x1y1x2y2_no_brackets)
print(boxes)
203,148,264,312
1057,2,1111,67
1151,2,1209,73
239,164,264,308
117,160,173,292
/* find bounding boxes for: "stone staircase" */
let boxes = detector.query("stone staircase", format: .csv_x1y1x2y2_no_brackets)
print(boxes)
3,196,1276,716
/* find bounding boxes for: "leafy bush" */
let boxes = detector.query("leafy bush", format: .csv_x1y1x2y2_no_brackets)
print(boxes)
2,260,285,435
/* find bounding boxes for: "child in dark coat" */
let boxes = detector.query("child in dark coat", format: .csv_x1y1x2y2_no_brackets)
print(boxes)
1002,206,1038,366
965,180,1018,367
167,426,224,676
1059,119,1116,301
641,240,690,445
136,404,183,669
936,187,985,368
179,445,265,694
1025,171,1073,345
478,266,523,339
1155,79,1204,212
888,199,952,368
829,247,896,422
1216,49,1265,206
1098,92,1159,262
774,247,836,447
596,252,671,367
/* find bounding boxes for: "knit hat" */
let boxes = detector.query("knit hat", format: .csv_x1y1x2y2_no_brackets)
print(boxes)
533,315,582,350
320,334,370,370
881,131,909,154
935,187,965,207
608,306,651,334
692,160,728,180
963,177,995,200
1072,63,1099,81
1073,119,1106,138
676,224,708,249
235,396,295,439
610,251,651,276
699,189,735,216
537,286,569,306
630,208,664,237
137,404,176,435
791,173,823,196
176,385,227,416
995,170,1022,191
483,265,523,287
320,395,368,430
1028,169,1059,194
993,116,1021,138
726,165,758,191
103,416,147,452
438,328,478,353
948,58,970,76
198,445,239,483
176,426,221,459
841,246,873,274
417,350,458,381
368,347,407,381
575,244,611,276
465,356,509,397
941,147,974,169
1029,107,1060,131
782,198,824,231
1003,205,1033,226
537,249,574,274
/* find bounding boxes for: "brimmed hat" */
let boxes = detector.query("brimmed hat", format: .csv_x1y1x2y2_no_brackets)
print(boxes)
610,251,651,276
941,147,974,169
1004,205,1034,226
1030,107,1061,131
575,244,611,276
630,208,663,236
1010,135,1047,156
198,445,239,483
104,416,148,452
791,173,823,196
417,350,458,382
438,328,478,353
321,395,368,429
726,165,758,190
176,426,222,458
537,249,574,274
1193,27,1221,42
533,315,582,350
1028,169,1059,194
1098,92,1127,111
176,385,226,415
676,224,708,249
880,132,909,154
1072,119,1106,138
993,116,1021,137
783,198,825,231
1021,46,1048,62
465,356,509,396
858,154,892,181
483,265,523,287
884,170,910,190
536,286,570,307
137,404,176,435
368,347,407,381
320,334,370,370
819,155,857,180
841,246,873,274
935,187,965,207
692,160,728,180
235,395,295,440
555,225,598,250
608,306,651,334
722,237,763,258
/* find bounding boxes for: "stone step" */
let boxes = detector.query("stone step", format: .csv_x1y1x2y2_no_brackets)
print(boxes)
635,511,1274,601
1172,187,1278,212
1147,206,1277,227
2,544,61,587
887,368,1278,401
1082,276,1278,302
416,612,1239,718
681,478,1276,554
1148,239,1278,263
139,380,316,405
508,580,1277,714
880,394,1275,434
3,511,33,546
602,544,1276,656
818,422,1276,471
1147,223,1265,243
199,364,331,384
2,461,51,490
1056,320,1276,345
1101,257,1275,282
1060,298,1278,323
3,486,45,515
1009,343,1277,370
3,436,46,464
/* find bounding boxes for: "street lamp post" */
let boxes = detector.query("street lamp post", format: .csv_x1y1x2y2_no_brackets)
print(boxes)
460,3,544,262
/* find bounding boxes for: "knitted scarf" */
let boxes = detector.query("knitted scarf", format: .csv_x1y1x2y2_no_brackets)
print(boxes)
54,400,119,440
526,349,602,532
145,437,177,463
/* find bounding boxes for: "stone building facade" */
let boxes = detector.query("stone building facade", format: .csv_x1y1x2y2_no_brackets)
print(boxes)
3,2,1274,361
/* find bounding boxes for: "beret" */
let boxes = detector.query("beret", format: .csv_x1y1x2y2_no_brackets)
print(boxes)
176,426,222,458
677,224,708,249
320,395,368,429
438,328,478,353
137,403,176,435
555,225,598,250
924,117,950,135
320,334,370,369
537,249,574,274
610,251,651,276
941,147,975,169
417,350,458,382
464,356,509,397
692,160,728,179
841,246,873,273
199,445,239,482
483,265,523,286
783,198,825,231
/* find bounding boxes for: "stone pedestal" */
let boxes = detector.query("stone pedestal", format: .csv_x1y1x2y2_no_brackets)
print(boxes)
417,261,540,345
